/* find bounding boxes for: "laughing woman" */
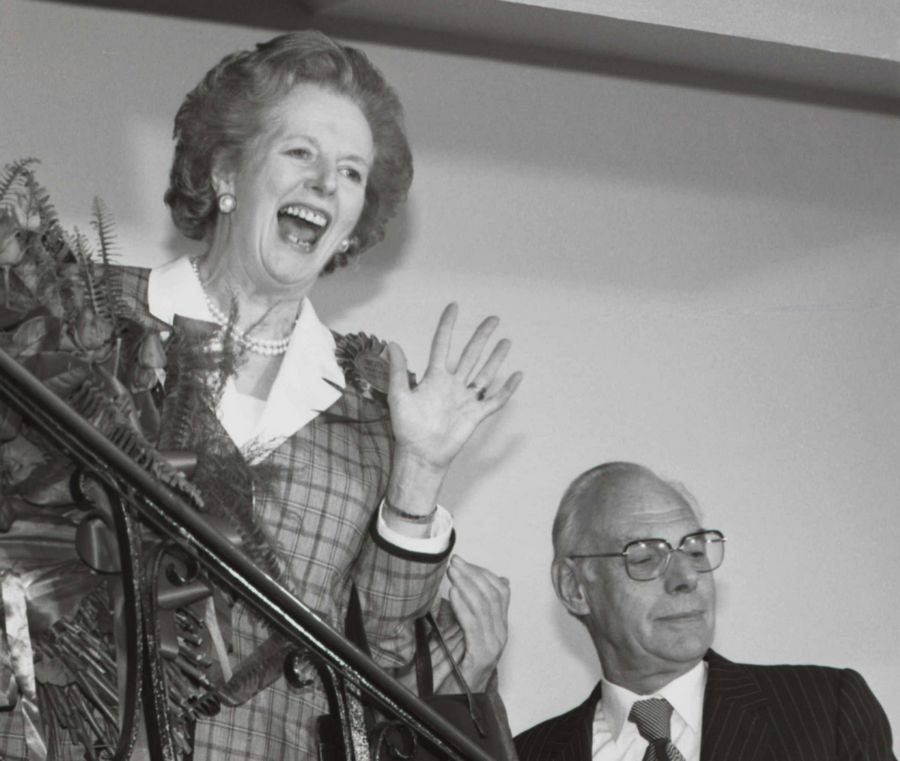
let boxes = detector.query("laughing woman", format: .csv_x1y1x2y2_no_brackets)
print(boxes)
0,30,520,760
161,31,522,759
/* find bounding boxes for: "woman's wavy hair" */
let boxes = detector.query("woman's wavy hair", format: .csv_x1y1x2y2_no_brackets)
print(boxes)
164,30,413,272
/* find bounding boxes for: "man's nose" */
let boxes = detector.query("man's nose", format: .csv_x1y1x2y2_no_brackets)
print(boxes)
663,549,699,593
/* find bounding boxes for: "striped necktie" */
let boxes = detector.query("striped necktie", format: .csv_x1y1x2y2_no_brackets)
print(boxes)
628,698,687,761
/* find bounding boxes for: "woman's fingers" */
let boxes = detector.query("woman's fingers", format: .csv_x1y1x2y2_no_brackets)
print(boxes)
426,302,458,372
455,315,499,378
448,585,477,630
425,304,517,388
448,586,503,649
452,556,510,599
447,556,511,690
387,304,521,472
464,337,510,392
448,556,511,623
387,341,411,395
477,370,525,416
447,555,509,689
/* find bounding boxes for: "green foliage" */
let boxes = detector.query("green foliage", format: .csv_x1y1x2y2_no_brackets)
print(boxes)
0,157,39,205
91,197,126,334
0,158,289,757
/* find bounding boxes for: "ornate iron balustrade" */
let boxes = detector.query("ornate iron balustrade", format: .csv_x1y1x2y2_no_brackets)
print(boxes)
0,345,503,761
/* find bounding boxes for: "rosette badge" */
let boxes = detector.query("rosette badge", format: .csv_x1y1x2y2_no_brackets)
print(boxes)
335,332,392,401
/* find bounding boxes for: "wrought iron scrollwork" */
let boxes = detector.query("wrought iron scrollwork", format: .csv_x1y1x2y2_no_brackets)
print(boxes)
0,346,504,761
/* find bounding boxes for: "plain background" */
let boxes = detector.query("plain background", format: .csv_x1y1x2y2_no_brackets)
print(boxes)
1,0,898,743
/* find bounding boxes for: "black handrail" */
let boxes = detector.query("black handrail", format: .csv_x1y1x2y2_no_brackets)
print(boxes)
0,345,500,761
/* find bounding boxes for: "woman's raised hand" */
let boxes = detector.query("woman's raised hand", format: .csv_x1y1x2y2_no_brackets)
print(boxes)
387,302,523,477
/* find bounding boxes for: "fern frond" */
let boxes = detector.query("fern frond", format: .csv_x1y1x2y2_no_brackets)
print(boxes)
68,375,203,506
157,373,200,453
90,198,130,334
157,325,219,451
0,158,39,204
91,198,118,265
40,223,75,265
154,318,283,580
95,267,118,327
104,267,139,328
215,636,293,708
21,171,57,231
33,199,58,238
3,166,63,302
211,299,243,403
196,453,285,583
70,228,103,318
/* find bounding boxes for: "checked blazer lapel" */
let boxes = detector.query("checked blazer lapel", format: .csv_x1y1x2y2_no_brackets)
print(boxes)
700,651,770,761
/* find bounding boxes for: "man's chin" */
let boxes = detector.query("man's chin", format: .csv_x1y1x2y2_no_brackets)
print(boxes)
653,624,714,663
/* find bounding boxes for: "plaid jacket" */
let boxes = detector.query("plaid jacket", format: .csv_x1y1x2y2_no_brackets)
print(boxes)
0,266,453,760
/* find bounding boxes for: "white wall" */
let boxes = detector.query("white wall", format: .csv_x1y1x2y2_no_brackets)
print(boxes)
2,0,899,743
512,0,900,60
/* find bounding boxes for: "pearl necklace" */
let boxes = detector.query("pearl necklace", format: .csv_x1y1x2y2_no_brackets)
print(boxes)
189,258,294,357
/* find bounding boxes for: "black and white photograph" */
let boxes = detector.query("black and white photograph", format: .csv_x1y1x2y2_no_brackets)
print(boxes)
0,0,897,758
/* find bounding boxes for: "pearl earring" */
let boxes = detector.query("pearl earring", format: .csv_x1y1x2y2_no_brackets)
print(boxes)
217,193,236,214
339,237,356,254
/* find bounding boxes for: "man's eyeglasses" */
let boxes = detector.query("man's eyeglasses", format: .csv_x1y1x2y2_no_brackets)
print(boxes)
567,529,726,581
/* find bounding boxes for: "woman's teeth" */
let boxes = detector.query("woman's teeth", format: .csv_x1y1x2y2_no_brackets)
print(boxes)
277,203,329,250
281,204,328,228
287,232,313,251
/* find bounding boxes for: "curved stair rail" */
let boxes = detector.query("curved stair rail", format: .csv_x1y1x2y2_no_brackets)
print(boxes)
0,345,503,761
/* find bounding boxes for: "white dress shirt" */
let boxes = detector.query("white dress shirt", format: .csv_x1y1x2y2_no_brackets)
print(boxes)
147,256,452,553
592,661,707,761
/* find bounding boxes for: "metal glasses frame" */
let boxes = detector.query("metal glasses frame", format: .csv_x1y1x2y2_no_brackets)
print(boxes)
567,529,726,581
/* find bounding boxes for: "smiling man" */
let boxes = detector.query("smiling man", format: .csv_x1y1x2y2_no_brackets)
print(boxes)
515,462,895,761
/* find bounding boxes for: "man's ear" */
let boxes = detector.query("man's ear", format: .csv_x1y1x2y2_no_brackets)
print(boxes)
552,558,591,617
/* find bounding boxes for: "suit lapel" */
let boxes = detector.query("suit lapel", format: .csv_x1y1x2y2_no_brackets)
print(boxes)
700,651,770,761
545,681,602,761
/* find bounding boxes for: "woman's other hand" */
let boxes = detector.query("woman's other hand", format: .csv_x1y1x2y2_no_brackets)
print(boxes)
386,302,522,500
447,555,511,692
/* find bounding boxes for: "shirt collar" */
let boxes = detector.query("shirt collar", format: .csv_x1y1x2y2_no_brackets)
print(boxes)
147,256,344,456
147,254,211,325
247,295,344,454
602,660,707,740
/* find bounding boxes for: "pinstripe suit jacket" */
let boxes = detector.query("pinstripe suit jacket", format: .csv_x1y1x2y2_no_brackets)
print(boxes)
514,650,896,761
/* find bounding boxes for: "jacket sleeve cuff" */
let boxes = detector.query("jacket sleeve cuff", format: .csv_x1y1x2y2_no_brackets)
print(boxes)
370,501,455,563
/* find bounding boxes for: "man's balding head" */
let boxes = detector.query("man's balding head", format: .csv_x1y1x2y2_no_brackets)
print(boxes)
553,463,671,559
551,462,717,694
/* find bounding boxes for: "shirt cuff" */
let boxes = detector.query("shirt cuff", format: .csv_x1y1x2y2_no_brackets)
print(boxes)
376,500,454,555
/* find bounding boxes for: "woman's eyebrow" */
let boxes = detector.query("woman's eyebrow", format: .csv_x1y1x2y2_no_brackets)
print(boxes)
279,133,370,166
343,153,371,168
279,131,317,146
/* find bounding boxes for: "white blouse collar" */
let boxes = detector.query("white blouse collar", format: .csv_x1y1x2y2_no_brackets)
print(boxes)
147,256,344,459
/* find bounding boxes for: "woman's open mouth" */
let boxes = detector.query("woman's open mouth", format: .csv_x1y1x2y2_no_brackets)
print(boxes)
277,203,330,252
